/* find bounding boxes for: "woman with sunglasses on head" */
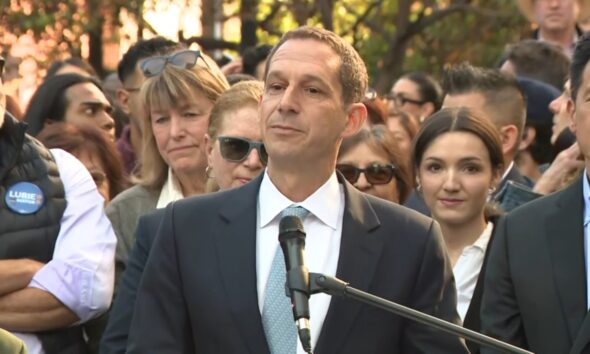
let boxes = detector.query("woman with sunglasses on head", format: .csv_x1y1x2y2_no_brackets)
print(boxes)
337,125,412,204
106,49,229,281
204,80,266,192
100,81,265,354
412,107,503,354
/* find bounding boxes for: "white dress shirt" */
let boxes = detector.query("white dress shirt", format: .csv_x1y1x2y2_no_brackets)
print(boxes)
156,168,185,208
13,149,116,354
453,221,493,321
257,171,344,354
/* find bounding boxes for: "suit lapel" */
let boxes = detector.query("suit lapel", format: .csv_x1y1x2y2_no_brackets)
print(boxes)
214,175,270,354
546,177,586,345
315,180,383,354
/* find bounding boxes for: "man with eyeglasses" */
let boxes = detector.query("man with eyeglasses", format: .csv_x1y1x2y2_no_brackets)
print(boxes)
0,56,116,354
115,37,185,175
127,27,467,354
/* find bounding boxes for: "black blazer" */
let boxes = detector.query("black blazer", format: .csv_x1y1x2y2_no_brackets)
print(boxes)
126,174,468,354
481,176,590,354
100,209,165,354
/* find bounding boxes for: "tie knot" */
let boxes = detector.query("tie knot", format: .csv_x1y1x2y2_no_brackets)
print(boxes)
281,205,310,220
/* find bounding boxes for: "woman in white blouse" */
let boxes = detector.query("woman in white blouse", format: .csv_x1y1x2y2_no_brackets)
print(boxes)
411,107,504,354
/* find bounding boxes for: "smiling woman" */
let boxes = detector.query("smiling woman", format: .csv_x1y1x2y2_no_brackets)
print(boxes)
411,107,504,353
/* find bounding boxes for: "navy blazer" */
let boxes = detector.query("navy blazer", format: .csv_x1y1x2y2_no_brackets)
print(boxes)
482,176,590,354
126,174,468,354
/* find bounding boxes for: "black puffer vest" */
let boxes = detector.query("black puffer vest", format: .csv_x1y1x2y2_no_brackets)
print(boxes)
0,117,86,354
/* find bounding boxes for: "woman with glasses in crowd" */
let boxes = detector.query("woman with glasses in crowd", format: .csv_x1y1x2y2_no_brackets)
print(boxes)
386,71,443,124
106,49,229,280
37,122,128,205
412,107,503,354
337,125,412,204
100,79,266,354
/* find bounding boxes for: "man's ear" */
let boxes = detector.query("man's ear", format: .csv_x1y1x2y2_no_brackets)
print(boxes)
498,124,520,155
342,102,367,138
203,133,214,167
421,102,436,119
568,98,577,134
116,88,131,115
518,126,536,151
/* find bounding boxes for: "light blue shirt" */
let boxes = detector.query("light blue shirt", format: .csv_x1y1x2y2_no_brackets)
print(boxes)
582,169,590,310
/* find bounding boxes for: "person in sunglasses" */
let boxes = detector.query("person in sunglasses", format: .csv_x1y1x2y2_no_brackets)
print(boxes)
100,81,265,354
204,80,266,191
337,125,412,204
412,107,504,354
105,49,229,281
126,26,467,354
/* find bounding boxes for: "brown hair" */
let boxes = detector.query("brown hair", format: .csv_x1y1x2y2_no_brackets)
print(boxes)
207,80,264,139
388,109,419,142
265,26,368,105
37,122,128,200
137,52,230,190
339,125,413,203
412,107,504,177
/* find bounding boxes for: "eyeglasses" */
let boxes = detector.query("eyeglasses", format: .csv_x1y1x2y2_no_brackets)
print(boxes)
218,136,268,165
385,92,425,106
337,163,396,185
140,50,210,77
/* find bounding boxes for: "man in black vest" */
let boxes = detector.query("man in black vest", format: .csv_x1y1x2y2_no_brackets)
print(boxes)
0,56,116,354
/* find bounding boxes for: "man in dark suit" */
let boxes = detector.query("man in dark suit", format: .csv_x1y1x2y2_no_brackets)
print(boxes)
126,26,467,354
480,32,590,354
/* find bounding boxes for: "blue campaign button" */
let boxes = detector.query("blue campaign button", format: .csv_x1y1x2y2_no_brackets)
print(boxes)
5,182,45,215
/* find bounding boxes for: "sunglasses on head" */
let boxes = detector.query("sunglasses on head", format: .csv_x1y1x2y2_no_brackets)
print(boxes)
337,163,396,185
140,50,210,77
218,136,268,165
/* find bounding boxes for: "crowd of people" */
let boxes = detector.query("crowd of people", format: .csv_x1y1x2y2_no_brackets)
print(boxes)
1,0,590,353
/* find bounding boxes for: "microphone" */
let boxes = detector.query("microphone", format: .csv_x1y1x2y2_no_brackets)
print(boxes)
279,215,312,353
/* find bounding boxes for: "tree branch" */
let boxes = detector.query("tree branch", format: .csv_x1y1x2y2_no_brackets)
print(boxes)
183,36,240,51
341,2,387,37
341,0,384,37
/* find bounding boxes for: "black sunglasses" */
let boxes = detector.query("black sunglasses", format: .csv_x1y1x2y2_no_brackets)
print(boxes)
337,163,396,185
218,136,268,165
385,92,425,106
140,50,210,77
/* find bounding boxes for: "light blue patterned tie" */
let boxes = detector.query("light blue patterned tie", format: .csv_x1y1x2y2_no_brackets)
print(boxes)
262,205,310,354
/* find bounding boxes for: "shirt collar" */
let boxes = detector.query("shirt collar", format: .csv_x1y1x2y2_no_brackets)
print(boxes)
156,168,185,208
582,168,590,227
500,161,515,183
471,221,494,252
259,170,342,230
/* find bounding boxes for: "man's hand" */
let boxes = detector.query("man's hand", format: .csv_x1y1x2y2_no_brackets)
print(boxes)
0,259,44,296
533,143,585,195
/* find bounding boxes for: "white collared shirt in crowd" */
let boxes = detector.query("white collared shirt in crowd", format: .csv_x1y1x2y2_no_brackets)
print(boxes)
13,149,116,354
453,221,494,321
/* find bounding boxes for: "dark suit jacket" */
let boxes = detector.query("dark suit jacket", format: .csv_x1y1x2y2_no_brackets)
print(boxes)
99,209,165,354
126,174,468,354
481,175,589,354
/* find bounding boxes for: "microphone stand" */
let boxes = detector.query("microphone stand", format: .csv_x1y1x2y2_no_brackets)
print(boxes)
304,273,534,354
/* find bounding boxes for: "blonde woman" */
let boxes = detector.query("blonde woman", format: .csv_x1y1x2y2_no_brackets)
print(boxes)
106,50,229,277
